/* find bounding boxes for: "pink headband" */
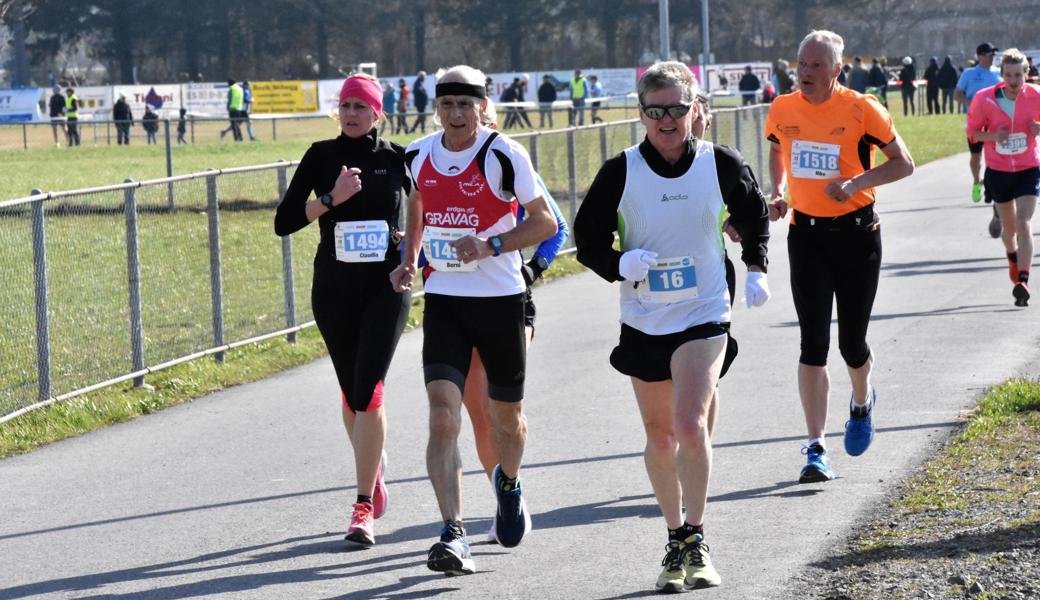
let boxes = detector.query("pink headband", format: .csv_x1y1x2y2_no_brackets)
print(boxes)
339,76,383,117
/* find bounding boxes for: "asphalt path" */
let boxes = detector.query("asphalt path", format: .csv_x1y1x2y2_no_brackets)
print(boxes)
3,152,1039,599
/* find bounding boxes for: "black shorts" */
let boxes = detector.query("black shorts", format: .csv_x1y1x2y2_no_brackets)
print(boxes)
788,205,881,368
984,167,1040,204
609,322,735,383
967,137,983,154
422,293,527,402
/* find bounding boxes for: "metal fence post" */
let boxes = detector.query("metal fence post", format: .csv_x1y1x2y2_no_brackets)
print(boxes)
277,164,297,343
566,129,578,224
272,118,277,142
123,179,146,386
31,189,51,402
599,126,608,165
106,120,111,145
206,174,225,362
630,121,638,146
190,117,195,144
165,120,175,211
734,108,743,152
22,123,27,149
529,135,539,172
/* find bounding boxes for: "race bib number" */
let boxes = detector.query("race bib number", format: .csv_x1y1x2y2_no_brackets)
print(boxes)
638,256,698,303
335,220,389,263
997,132,1028,156
422,226,478,272
791,140,840,179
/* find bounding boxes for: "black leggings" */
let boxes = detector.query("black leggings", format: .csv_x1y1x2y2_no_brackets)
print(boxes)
788,221,882,368
312,270,410,413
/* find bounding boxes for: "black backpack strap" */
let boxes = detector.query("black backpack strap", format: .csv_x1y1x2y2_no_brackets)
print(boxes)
475,132,516,197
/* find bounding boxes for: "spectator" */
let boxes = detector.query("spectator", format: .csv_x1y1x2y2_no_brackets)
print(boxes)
738,65,761,106
773,59,794,95
48,86,65,147
220,80,244,141
409,71,429,133
848,56,869,92
1027,56,1039,83
514,73,534,128
838,63,850,86
937,55,958,114
761,81,777,103
177,108,188,144
113,93,133,145
923,56,940,114
537,74,557,128
395,78,409,134
379,81,397,136
569,69,589,126
588,74,604,123
484,76,494,96
242,81,258,141
64,87,80,146
868,57,888,107
142,105,159,145
899,56,917,116
499,77,520,129
717,71,729,90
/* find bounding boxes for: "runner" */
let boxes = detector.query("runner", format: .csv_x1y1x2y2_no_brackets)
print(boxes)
389,64,557,575
575,61,771,593
765,30,915,482
457,99,570,544
966,48,1040,307
956,43,1004,237
273,74,411,547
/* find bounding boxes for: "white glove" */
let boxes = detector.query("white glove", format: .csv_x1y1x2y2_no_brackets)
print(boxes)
744,270,770,308
619,249,658,282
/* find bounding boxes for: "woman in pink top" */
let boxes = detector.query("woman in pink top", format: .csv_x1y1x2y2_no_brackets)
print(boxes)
968,48,1040,306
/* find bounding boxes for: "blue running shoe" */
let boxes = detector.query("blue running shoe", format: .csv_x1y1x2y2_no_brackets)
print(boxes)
427,521,475,576
493,464,532,548
799,443,835,483
844,387,876,456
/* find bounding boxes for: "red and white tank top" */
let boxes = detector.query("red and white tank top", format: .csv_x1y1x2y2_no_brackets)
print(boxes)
411,130,525,297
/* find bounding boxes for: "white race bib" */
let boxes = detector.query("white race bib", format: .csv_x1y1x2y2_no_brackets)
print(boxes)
423,226,478,272
791,140,840,179
637,256,698,303
335,220,389,263
997,132,1028,156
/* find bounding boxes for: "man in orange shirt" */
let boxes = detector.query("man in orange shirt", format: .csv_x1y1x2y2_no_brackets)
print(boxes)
765,30,915,483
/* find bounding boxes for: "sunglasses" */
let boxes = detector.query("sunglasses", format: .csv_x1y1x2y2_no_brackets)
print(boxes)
640,103,694,120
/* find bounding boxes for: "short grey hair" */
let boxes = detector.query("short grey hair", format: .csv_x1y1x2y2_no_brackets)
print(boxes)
798,30,845,67
637,61,700,105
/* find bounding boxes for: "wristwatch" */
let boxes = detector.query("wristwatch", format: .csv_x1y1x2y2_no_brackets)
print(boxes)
488,235,504,257
319,193,334,209
533,256,549,272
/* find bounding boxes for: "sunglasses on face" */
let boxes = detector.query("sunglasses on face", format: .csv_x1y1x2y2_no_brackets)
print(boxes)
640,103,693,120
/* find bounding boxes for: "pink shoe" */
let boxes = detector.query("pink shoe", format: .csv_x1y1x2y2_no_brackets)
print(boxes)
345,502,375,546
373,451,389,519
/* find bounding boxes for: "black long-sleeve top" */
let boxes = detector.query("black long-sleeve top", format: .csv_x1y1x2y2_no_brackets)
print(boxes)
574,137,769,283
274,129,410,279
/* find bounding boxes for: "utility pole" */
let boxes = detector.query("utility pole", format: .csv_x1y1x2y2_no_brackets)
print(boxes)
701,0,710,67
659,0,670,61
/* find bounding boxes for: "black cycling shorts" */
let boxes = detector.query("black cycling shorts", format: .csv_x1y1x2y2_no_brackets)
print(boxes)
422,293,527,402
967,137,984,154
984,167,1040,204
788,205,881,368
312,270,410,413
609,322,734,383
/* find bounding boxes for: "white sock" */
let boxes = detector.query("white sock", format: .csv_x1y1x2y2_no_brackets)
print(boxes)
851,385,874,409
808,437,825,449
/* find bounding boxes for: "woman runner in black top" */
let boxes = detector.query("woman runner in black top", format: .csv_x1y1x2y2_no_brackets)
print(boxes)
274,74,411,547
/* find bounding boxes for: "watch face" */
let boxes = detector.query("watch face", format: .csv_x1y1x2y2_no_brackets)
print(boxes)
536,256,549,270
491,236,503,251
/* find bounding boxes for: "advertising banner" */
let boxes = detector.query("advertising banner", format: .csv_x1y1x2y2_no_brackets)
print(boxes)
69,85,112,120
113,84,182,118
702,62,772,95
486,68,638,103
183,82,230,116
251,81,319,114
0,88,43,123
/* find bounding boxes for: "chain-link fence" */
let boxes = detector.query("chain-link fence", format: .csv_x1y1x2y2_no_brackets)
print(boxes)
0,104,770,422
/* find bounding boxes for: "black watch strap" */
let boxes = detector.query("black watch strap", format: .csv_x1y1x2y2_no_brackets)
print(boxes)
320,193,334,209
